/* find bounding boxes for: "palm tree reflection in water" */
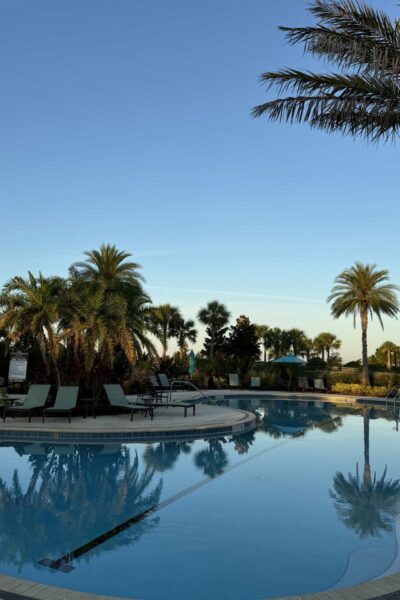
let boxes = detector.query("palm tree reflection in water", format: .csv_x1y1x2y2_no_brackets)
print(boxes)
143,441,193,472
194,439,229,478
330,408,400,538
0,444,162,570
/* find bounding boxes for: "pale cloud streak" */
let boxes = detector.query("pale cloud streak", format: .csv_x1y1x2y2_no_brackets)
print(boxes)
147,284,323,305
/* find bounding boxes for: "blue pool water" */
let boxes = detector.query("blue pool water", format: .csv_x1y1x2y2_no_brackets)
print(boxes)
0,397,400,599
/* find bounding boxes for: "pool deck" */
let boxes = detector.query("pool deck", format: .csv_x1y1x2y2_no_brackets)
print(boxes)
0,395,255,442
0,388,397,600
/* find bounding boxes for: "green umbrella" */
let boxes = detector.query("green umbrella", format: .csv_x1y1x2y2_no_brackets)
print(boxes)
188,350,196,375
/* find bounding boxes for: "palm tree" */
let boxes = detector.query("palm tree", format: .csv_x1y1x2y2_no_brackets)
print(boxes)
70,243,144,294
0,272,65,385
252,0,400,143
175,318,197,359
375,340,399,369
328,263,399,385
197,300,230,357
149,304,182,359
313,332,341,362
255,324,270,362
66,245,154,393
264,327,286,359
285,328,308,356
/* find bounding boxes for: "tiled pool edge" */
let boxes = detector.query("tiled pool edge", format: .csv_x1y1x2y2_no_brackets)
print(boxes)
1,571,400,600
0,572,131,599
0,409,256,442
271,571,400,599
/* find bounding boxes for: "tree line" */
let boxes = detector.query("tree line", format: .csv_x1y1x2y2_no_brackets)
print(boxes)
0,245,398,391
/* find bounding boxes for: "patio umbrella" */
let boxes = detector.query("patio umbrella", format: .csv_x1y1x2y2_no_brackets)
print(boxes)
188,350,197,375
271,355,307,366
271,355,307,389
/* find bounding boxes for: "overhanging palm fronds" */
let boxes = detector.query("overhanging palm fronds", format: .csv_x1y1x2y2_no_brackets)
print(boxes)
252,0,400,142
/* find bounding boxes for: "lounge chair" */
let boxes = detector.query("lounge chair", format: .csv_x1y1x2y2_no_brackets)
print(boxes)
104,384,154,421
42,386,79,423
229,374,240,388
148,375,169,402
298,377,311,392
314,378,328,392
158,373,171,390
2,384,51,423
250,377,261,389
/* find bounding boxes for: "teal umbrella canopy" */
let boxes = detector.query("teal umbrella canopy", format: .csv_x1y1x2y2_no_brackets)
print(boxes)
271,355,307,365
188,350,197,374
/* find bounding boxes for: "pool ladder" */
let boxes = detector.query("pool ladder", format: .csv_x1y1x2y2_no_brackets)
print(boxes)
385,385,400,409
169,380,217,405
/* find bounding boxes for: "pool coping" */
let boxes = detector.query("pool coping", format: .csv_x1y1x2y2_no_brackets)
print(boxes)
0,569,399,600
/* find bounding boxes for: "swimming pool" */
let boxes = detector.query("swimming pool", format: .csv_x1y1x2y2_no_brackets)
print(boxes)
0,396,399,599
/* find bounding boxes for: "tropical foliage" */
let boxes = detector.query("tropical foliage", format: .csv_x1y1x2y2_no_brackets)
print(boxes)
253,0,400,143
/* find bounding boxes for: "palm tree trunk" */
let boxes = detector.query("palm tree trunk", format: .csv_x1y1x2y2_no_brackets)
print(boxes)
263,345,266,363
210,331,215,358
361,305,370,385
363,407,371,485
46,327,61,386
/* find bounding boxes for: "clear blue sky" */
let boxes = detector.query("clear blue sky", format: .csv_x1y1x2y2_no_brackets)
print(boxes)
1,0,400,361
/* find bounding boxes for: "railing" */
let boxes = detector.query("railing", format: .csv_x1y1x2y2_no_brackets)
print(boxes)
385,386,400,409
170,380,217,405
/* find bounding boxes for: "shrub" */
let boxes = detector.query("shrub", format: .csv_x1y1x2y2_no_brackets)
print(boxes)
327,370,361,385
371,372,400,387
331,383,389,397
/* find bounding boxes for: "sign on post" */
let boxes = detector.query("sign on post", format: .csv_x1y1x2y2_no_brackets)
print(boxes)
8,352,28,382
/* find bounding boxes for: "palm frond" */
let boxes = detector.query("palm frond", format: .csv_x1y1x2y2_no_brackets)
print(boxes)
281,0,400,74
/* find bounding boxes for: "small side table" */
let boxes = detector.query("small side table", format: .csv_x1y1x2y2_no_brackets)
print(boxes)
80,398,96,419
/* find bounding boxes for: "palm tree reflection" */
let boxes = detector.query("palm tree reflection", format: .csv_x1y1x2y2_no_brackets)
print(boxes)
194,439,228,478
330,408,400,538
231,431,255,455
0,443,162,569
143,441,193,472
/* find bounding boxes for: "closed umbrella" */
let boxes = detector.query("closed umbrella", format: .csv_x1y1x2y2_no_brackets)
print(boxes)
188,350,197,375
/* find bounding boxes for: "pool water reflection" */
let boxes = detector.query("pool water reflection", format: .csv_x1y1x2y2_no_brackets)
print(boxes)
0,398,400,599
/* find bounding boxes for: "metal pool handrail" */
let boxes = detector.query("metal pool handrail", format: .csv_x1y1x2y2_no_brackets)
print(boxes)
170,380,217,405
385,385,400,409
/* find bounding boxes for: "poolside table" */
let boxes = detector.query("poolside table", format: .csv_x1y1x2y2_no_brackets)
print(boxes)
80,398,96,419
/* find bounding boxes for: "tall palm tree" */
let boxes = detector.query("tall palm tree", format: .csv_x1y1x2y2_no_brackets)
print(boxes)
150,304,182,359
252,0,400,143
197,300,230,358
175,318,197,359
328,263,399,385
255,324,270,362
0,272,65,385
